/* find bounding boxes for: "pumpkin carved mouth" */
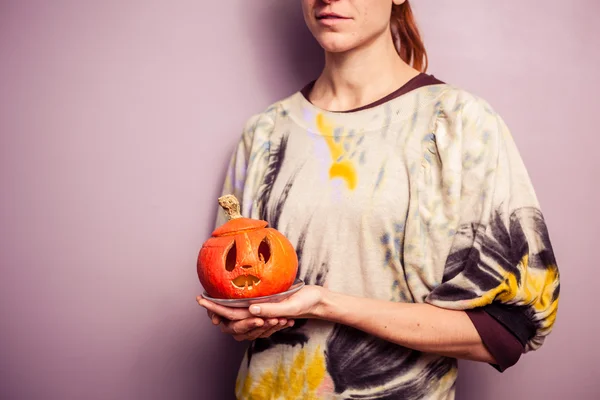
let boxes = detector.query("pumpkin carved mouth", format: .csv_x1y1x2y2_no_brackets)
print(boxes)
232,275,261,289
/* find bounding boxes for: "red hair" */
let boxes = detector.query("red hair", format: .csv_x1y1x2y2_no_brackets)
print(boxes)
390,1,428,72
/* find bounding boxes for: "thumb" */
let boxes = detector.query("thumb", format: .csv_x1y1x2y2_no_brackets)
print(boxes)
249,302,295,318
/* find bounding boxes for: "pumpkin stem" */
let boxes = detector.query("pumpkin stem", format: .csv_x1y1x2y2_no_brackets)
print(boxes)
218,194,243,220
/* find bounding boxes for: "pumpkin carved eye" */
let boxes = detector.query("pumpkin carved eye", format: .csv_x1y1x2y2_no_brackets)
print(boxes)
258,237,271,263
225,242,236,272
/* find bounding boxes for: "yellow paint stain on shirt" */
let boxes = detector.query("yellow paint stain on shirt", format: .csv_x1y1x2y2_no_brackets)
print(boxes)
236,370,253,399
238,346,327,399
306,347,326,392
288,348,306,398
466,254,560,333
316,113,358,190
316,114,340,157
329,160,357,190
249,370,274,400
273,363,285,398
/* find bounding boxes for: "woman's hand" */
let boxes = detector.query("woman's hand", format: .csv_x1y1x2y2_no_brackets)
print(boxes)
197,297,294,341
247,285,327,319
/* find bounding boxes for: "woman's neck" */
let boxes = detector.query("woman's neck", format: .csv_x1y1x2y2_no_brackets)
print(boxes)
309,31,420,112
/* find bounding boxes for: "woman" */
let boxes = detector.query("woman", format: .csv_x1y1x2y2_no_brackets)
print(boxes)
198,0,560,399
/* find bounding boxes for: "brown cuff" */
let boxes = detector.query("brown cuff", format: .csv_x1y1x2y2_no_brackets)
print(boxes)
465,308,524,372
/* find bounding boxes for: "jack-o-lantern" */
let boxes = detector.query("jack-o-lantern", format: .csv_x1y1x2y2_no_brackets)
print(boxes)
197,194,298,299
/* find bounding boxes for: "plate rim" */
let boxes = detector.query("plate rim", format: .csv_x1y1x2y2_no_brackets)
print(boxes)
201,278,305,307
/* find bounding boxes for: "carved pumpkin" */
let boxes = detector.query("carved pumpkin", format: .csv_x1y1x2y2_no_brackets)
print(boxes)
197,194,298,299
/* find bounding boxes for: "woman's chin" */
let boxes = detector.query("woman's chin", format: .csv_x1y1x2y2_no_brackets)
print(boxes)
315,35,361,54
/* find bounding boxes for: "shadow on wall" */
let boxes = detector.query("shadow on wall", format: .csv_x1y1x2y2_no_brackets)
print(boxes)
455,360,495,399
210,0,325,225
242,0,324,100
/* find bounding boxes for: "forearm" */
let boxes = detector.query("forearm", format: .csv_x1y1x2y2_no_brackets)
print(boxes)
314,290,496,363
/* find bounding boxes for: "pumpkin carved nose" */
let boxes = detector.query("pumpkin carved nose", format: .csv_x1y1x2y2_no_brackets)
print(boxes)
241,264,253,269
235,233,259,267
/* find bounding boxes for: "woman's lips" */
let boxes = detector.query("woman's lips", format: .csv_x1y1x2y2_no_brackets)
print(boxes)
316,13,351,25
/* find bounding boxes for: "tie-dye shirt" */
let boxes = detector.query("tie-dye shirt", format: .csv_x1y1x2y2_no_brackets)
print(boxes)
216,82,560,400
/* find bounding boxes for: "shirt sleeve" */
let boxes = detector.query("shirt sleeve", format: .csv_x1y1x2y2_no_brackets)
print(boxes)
465,307,526,371
404,92,560,357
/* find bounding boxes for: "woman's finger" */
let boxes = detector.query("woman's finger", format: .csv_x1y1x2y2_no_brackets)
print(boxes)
247,318,293,340
198,298,253,321
258,318,290,338
262,319,295,338
206,310,221,325
244,318,280,340
231,319,295,341
231,326,270,342
230,319,279,341
221,318,265,335
232,334,249,342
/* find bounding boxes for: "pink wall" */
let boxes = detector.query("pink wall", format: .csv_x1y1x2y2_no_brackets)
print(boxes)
0,1,598,399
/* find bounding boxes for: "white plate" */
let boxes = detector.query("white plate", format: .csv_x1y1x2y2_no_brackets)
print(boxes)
201,278,305,308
